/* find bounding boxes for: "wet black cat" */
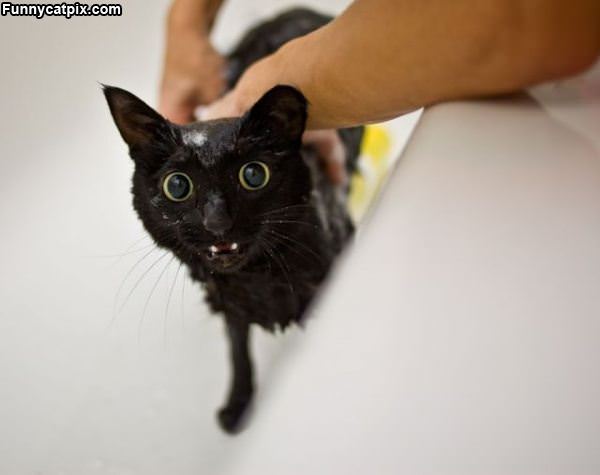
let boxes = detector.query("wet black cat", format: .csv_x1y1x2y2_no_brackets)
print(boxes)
103,8,363,433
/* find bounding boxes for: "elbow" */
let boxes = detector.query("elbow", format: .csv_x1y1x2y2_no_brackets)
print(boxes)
510,1,600,85
524,26,599,82
486,1,600,91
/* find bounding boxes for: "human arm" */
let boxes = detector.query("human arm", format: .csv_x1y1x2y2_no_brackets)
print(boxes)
159,0,226,123
204,0,600,128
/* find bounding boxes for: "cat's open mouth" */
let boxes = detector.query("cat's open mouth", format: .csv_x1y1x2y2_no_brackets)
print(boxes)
204,241,246,270
208,242,239,255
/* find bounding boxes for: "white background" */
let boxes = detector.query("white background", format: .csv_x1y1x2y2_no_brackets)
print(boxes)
2,1,600,474
0,1,359,474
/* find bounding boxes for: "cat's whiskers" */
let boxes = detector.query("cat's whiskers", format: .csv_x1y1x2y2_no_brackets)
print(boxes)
254,235,274,276
180,265,187,332
259,219,320,229
125,234,152,249
138,254,176,343
108,245,160,331
164,261,183,348
90,235,153,260
266,229,326,265
111,242,157,259
265,232,313,264
118,250,170,313
258,203,313,218
259,235,296,307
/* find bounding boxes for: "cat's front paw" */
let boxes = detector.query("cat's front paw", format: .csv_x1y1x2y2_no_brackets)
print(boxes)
217,400,252,434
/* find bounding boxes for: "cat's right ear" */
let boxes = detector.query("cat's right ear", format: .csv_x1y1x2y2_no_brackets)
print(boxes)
102,85,179,155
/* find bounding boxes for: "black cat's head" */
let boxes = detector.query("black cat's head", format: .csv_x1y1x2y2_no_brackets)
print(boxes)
104,85,311,273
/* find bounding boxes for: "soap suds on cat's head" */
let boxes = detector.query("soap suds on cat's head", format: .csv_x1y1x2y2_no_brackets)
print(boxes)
182,130,207,147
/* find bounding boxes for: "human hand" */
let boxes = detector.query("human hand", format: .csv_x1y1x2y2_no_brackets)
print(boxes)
203,94,348,186
303,130,348,186
201,45,348,186
201,50,282,121
159,27,226,124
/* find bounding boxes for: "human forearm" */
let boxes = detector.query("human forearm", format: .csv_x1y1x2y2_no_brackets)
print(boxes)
167,0,223,32
160,0,226,123
217,0,600,128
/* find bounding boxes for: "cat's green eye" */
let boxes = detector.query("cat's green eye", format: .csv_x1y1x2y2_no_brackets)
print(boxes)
163,172,193,202
239,161,270,191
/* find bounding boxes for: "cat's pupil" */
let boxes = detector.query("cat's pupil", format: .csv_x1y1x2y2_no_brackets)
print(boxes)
166,173,191,200
242,163,267,189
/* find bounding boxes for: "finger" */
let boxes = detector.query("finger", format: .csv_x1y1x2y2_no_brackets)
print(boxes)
159,95,195,124
202,92,243,120
163,107,195,125
303,130,348,186
325,152,348,186
198,71,228,105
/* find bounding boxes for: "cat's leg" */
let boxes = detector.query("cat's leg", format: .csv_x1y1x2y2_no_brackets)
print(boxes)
217,318,254,433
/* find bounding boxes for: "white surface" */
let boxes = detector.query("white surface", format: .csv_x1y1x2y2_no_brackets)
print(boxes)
0,2,361,475
0,1,414,475
1,1,599,474
224,70,600,474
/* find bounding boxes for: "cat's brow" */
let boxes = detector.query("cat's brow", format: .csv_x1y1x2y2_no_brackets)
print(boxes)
169,151,189,163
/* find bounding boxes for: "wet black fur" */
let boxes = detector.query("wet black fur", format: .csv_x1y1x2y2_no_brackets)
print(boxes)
103,8,363,433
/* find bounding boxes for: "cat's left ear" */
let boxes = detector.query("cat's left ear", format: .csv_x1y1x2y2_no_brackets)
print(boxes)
240,85,308,148
103,85,178,153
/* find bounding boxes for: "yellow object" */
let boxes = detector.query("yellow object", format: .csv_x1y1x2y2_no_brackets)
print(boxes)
348,125,393,222
361,125,391,163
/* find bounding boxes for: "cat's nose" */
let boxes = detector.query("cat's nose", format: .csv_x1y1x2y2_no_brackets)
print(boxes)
202,195,232,236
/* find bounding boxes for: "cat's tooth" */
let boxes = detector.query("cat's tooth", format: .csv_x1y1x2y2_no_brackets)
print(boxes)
231,242,239,251
209,245,219,253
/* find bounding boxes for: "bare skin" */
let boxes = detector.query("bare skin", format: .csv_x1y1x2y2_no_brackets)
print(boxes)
192,1,600,126
159,0,225,124
160,0,600,177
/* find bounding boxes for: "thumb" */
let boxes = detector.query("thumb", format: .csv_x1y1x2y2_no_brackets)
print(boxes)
201,91,245,120
159,98,195,124
158,87,196,124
